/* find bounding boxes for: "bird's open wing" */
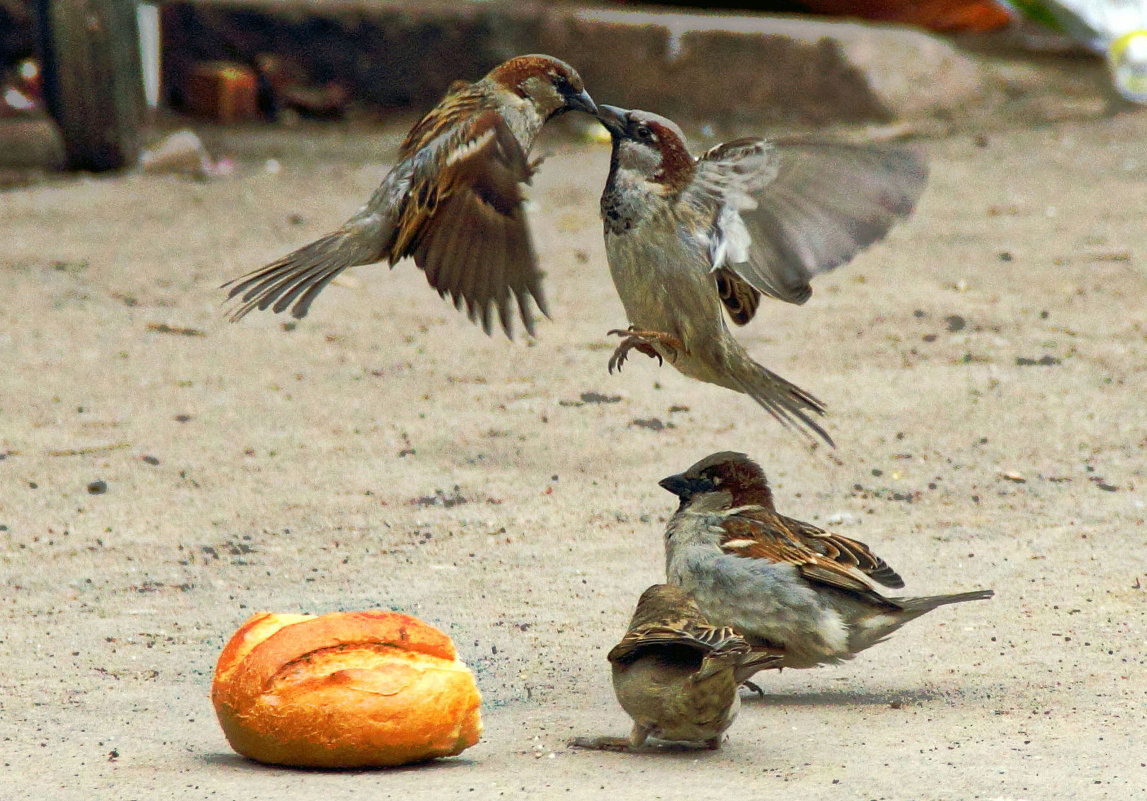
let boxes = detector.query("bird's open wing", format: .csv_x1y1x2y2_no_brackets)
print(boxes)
690,138,927,323
223,85,545,338
397,107,544,338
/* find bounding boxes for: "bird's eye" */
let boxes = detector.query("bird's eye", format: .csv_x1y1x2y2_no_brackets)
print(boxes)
634,125,653,141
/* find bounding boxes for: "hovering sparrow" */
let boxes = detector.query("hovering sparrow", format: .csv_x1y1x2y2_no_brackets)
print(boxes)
571,584,779,751
659,452,993,674
595,105,927,445
222,55,597,337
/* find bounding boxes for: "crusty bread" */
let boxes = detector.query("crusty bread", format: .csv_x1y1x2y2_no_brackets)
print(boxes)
211,610,482,768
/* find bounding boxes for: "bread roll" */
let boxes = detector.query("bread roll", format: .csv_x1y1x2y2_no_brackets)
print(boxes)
211,610,482,768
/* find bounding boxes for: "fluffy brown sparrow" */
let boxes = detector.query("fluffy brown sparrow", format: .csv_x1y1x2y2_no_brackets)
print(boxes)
222,55,597,337
571,584,780,751
595,105,927,444
659,452,993,673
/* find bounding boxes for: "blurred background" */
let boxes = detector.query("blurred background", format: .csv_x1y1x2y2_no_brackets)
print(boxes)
1,0,1144,176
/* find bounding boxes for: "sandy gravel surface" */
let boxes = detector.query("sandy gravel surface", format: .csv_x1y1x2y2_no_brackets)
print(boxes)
2,111,1146,800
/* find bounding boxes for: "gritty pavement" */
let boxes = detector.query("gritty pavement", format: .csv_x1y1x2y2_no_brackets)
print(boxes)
2,109,1146,800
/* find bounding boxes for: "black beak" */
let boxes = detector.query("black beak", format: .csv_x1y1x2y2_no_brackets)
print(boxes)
658,473,693,499
563,87,598,116
594,103,627,136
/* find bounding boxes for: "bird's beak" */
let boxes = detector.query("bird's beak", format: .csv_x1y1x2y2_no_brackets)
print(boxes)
594,104,627,136
564,87,598,116
658,473,693,499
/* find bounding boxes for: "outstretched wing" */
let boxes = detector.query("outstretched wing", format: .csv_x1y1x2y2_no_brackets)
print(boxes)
689,138,927,322
396,107,544,338
224,83,546,338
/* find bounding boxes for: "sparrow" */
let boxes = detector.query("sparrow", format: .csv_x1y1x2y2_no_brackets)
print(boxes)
659,452,993,674
594,105,928,445
570,584,780,751
222,55,597,338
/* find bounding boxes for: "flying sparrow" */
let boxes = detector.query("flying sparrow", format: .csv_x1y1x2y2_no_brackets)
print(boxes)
222,55,597,338
659,452,993,673
594,105,927,445
571,583,780,751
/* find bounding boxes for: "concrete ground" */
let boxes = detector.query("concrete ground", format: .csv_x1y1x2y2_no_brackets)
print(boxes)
2,102,1146,798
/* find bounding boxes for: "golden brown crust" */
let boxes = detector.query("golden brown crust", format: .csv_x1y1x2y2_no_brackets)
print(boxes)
211,610,481,768
213,611,311,691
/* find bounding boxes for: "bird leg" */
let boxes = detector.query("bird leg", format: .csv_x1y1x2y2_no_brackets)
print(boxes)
740,680,766,699
569,723,650,752
569,735,635,752
606,327,686,373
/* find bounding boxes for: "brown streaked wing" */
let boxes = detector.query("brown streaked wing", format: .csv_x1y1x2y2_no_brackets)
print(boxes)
718,511,882,596
396,82,490,158
401,110,544,337
608,621,749,666
784,517,905,589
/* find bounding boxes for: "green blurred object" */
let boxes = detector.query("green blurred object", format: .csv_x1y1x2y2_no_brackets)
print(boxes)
1001,0,1147,104
1005,0,1068,30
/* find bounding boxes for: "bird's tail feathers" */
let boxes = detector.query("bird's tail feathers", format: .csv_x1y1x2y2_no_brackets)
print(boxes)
894,589,994,614
730,649,784,684
696,646,751,681
222,220,383,322
729,353,833,447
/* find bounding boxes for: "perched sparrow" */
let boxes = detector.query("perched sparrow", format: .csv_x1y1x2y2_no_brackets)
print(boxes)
659,452,993,673
571,584,779,751
222,55,597,337
595,105,927,444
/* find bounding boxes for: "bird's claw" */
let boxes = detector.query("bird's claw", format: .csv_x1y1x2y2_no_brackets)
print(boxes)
605,328,682,374
740,680,766,699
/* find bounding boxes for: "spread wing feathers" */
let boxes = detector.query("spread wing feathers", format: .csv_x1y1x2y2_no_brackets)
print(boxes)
608,620,750,667
407,111,544,338
691,138,927,307
718,510,899,597
224,82,547,337
220,84,497,324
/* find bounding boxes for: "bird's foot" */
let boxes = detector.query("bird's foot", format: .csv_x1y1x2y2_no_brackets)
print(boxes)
740,680,766,699
606,327,685,373
569,735,636,752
